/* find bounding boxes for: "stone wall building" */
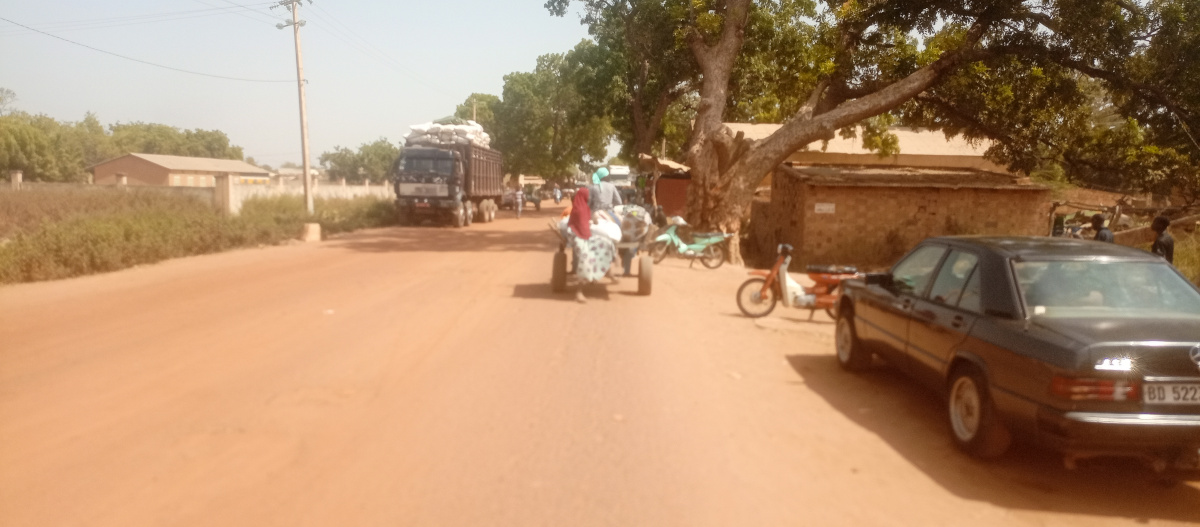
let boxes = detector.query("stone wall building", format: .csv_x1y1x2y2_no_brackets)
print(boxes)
736,124,1052,268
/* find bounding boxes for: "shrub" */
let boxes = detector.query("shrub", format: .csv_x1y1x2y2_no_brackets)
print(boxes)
1175,231,1199,286
0,189,396,284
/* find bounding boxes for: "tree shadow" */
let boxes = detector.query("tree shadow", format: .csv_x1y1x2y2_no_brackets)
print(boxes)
326,222,561,254
785,354,1200,522
512,283,611,302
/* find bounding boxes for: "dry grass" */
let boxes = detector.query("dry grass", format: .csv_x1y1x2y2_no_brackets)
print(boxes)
1175,231,1199,286
0,188,395,284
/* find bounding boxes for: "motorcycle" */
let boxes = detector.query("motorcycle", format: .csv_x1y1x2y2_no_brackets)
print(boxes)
736,244,861,320
650,216,732,269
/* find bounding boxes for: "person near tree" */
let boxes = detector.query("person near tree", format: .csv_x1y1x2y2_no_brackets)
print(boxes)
1150,215,1175,264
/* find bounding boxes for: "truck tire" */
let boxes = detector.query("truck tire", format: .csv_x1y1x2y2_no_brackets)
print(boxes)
464,202,473,227
638,256,652,295
452,205,464,228
552,251,568,293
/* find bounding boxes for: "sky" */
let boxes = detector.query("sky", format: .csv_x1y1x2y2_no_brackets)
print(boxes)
0,0,596,167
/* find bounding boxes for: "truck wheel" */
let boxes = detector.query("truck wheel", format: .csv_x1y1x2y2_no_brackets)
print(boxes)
552,251,568,293
638,255,652,295
464,203,473,227
947,365,1012,458
536,201,542,211
452,205,464,228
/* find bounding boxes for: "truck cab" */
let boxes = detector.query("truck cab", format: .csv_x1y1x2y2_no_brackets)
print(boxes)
392,147,470,227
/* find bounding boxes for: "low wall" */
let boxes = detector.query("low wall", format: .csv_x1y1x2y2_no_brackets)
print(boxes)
219,178,394,214
1113,214,1200,248
0,181,215,202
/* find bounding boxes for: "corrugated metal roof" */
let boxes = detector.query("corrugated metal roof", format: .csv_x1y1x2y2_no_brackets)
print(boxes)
724,124,992,157
780,164,1048,191
99,153,269,174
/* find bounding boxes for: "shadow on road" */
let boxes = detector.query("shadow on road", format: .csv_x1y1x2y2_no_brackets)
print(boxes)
785,354,1200,523
512,283,611,302
328,215,562,254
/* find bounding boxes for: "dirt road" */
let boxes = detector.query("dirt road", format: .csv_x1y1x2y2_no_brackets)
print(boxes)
1,204,1197,526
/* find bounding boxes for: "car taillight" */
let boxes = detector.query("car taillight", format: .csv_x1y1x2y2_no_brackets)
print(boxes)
1050,376,1141,401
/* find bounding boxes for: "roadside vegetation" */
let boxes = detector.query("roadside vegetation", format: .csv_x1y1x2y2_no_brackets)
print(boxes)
0,188,395,284
1177,231,1200,286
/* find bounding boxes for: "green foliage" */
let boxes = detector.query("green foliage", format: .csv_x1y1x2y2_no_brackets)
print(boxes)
492,46,612,180
454,93,501,136
0,189,395,284
1176,231,1200,286
318,138,400,184
0,109,246,183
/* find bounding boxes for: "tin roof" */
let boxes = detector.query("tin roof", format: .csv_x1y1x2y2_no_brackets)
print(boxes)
780,164,1048,191
92,153,269,175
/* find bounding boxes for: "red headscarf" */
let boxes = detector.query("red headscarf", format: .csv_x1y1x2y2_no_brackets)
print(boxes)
569,187,591,239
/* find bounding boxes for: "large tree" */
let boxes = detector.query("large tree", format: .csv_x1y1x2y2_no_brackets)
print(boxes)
547,1,699,159
318,138,400,184
491,49,612,181
660,0,1198,261
454,93,502,136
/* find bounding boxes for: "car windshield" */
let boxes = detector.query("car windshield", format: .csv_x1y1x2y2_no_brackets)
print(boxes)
1014,260,1200,317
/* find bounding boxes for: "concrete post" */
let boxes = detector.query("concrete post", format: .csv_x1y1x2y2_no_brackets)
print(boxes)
118,175,128,186
214,173,234,214
8,170,21,190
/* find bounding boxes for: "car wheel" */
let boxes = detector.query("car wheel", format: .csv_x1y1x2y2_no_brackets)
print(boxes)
835,313,871,371
947,366,1012,458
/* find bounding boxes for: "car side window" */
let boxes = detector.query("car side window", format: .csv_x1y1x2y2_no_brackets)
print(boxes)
927,250,979,306
957,269,983,314
891,245,948,296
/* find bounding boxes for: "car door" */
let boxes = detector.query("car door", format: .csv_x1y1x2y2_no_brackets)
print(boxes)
854,244,948,367
907,250,982,389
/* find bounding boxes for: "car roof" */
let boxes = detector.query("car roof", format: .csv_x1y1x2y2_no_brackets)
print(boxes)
926,236,1161,262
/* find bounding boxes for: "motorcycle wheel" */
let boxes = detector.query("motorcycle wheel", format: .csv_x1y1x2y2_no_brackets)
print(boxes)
736,278,777,318
700,244,724,269
651,241,669,263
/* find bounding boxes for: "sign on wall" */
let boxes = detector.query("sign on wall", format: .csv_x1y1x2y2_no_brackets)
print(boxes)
814,202,836,214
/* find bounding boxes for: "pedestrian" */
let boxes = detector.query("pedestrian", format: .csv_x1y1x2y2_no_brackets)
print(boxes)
1150,215,1175,264
589,176,623,220
514,185,524,219
568,187,614,303
1092,213,1114,243
553,183,562,204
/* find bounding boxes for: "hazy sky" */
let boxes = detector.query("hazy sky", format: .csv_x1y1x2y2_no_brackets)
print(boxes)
1,0,594,167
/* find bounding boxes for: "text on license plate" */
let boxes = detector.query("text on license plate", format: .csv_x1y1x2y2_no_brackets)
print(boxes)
1144,383,1200,405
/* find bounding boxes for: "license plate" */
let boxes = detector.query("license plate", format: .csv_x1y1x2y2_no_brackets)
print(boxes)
415,202,430,208
1144,383,1200,405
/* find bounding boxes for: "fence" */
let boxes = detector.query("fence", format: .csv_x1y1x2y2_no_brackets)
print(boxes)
215,175,394,214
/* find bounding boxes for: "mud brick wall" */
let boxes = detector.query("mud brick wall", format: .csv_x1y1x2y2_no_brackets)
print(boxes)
763,178,1052,269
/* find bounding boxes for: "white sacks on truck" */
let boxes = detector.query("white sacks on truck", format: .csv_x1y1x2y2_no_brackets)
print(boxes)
406,120,492,149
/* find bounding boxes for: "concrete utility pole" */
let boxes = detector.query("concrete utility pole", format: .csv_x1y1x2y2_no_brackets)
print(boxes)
276,0,314,215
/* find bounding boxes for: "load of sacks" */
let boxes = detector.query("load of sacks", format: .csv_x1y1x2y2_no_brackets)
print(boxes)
558,205,652,244
405,120,492,149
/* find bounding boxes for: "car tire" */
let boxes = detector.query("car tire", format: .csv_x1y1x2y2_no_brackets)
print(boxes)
947,365,1012,459
835,313,871,371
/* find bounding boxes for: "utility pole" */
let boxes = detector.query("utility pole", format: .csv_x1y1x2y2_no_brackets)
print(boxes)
275,0,314,215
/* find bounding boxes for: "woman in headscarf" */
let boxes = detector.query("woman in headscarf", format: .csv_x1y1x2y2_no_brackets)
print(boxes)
567,187,614,303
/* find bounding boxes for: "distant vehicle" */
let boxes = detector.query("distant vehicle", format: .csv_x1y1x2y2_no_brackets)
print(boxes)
500,187,541,211
605,165,633,187
835,237,1200,477
391,142,503,227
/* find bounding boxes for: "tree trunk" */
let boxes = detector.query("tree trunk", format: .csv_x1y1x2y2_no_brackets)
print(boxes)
684,17,989,264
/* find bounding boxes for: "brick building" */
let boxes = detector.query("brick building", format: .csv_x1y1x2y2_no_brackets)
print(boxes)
735,124,1052,268
90,153,270,187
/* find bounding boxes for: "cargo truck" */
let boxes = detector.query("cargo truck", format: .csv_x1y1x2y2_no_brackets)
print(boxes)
391,141,504,227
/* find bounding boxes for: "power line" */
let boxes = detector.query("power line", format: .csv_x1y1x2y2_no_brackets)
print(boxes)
0,3,279,35
304,4,449,93
0,16,294,83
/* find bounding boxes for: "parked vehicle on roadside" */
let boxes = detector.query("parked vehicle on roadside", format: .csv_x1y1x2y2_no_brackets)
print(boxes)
391,142,503,227
736,244,862,320
835,236,1200,479
650,217,731,269
501,186,542,212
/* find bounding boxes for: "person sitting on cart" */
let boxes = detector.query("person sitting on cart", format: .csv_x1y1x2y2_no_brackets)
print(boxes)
568,187,615,303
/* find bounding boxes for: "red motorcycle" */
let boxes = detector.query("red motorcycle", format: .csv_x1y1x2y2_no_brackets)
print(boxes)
736,244,862,320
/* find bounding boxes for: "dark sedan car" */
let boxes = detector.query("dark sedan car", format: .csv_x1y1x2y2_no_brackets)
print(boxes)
835,237,1200,473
